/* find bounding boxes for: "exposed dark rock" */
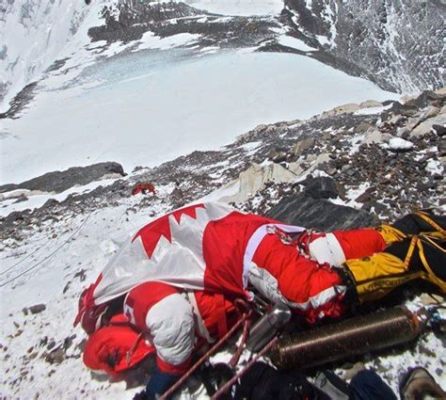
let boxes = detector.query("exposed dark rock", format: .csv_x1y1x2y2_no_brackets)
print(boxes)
47,340,56,351
88,1,278,50
433,124,446,137
438,140,446,157
355,187,376,204
28,304,46,315
0,82,39,120
63,335,76,351
267,193,378,231
44,347,65,365
301,176,339,199
0,162,126,194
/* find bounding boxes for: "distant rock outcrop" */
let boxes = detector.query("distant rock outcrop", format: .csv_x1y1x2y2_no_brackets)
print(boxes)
220,162,297,203
0,162,125,194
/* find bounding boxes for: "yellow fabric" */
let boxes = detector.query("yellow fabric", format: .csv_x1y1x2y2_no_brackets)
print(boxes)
418,232,446,293
344,251,425,303
345,252,409,283
377,224,406,245
355,273,424,303
345,232,446,302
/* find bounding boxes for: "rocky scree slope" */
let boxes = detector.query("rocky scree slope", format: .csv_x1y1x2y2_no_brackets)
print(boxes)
1,89,445,398
2,88,445,242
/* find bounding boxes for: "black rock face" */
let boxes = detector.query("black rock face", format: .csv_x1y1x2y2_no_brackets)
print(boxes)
282,0,446,93
267,193,378,231
88,1,278,47
0,162,125,194
301,176,339,199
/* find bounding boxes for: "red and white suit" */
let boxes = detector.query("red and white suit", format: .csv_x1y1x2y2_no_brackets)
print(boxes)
78,202,386,374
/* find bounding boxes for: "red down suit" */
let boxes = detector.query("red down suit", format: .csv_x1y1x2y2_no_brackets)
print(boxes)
80,202,386,374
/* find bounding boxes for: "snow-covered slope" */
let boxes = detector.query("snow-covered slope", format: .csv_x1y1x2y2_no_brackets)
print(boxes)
0,47,397,184
0,0,101,113
0,0,283,113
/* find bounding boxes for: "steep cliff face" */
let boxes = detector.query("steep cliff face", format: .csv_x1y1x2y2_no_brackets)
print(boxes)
281,0,446,93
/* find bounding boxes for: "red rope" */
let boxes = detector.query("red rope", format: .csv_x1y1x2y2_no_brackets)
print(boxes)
159,312,250,400
229,317,251,368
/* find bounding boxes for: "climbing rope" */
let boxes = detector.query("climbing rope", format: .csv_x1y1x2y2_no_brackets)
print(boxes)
0,212,94,288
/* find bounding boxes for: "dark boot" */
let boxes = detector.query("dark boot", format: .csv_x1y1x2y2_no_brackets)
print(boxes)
392,210,446,236
388,232,446,292
379,210,446,246
350,369,397,400
399,367,446,400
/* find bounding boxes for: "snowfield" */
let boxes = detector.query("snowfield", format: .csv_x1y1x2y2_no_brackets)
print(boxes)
181,0,284,16
1,48,397,185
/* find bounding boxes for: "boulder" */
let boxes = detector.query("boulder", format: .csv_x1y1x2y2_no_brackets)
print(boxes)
432,124,446,137
410,114,446,138
359,100,382,108
267,193,377,231
292,137,316,156
322,103,360,117
301,176,339,199
28,304,46,314
364,128,385,144
220,162,297,203
298,153,331,177
0,162,126,194
386,138,414,152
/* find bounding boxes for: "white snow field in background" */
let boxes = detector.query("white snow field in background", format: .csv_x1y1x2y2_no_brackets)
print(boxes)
181,0,284,16
1,49,396,184
277,35,317,51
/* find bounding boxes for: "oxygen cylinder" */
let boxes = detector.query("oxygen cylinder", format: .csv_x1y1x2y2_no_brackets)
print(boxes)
246,305,291,352
270,306,426,370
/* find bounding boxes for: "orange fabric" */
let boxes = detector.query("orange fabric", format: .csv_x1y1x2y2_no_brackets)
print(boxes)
131,183,156,195
83,324,155,374
194,291,238,339
253,233,344,323
333,228,386,260
202,211,279,297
